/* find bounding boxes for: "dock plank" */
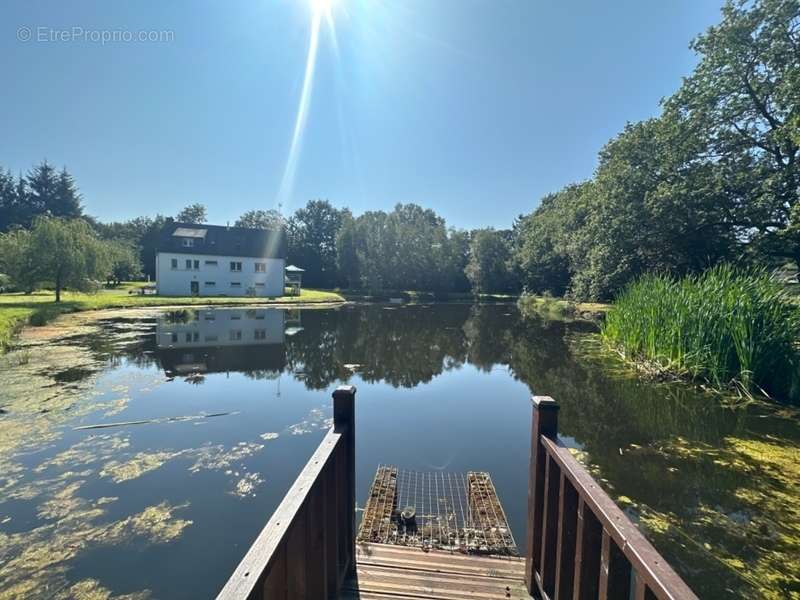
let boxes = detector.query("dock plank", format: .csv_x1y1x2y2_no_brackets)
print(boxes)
347,543,531,600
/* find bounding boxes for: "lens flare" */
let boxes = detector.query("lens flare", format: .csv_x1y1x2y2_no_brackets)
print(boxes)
274,0,340,213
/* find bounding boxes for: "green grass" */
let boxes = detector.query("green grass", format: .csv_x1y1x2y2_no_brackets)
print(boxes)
601,265,800,403
518,293,610,321
0,286,344,352
334,288,518,303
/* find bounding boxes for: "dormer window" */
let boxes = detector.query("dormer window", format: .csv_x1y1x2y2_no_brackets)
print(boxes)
182,238,194,248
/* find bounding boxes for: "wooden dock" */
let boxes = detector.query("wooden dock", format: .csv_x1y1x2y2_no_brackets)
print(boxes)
216,387,699,600
340,543,529,599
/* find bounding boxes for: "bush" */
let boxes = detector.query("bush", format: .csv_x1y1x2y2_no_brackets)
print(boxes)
601,265,800,402
518,294,578,320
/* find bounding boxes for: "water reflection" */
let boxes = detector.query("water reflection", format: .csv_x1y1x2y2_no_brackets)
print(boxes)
155,309,287,378
0,304,797,599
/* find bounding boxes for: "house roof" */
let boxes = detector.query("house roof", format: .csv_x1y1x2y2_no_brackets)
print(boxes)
158,221,287,259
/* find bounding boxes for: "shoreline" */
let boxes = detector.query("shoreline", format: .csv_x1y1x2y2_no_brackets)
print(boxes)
0,288,346,353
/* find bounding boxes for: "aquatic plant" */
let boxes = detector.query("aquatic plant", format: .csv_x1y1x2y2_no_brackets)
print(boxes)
601,265,800,402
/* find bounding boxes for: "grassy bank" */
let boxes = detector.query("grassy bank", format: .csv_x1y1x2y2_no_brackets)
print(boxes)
0,284,344,352
601,266,800,403
518,294,610,321
334,289,518,303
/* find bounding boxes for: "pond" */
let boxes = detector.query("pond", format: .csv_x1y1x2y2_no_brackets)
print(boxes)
0,303,797,599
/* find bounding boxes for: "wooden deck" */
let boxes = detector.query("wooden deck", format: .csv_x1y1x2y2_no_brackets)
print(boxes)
340,543,530,599
217,387,699,600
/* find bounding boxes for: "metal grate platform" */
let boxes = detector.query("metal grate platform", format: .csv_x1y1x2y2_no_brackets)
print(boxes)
358,465,518,556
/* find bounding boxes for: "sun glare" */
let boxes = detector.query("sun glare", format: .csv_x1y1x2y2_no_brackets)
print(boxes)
276,0,339,209
310,0,336,18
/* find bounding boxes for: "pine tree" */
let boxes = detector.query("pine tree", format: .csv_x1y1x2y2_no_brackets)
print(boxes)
0,169,16,232
14,173,31,227
26,160,57,217
52,167,83,218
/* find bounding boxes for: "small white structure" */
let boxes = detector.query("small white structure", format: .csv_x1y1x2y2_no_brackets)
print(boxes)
285,264,305,296
155,222,287,297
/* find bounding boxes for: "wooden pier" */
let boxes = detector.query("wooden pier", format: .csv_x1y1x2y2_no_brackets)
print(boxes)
217,387,698,600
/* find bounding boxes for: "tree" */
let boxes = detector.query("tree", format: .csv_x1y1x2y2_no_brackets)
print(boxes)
176,203,207,224
94,215,169,280
26,160,83,219
465,228,516,294
346,210,389,291
9,217,113,301
665,0,800,265
383,203,451,290
439,229,471,293
334,204,471,292
107,242,143,285
0,169,18,232
52,167,83,218
235,209,285,230
0,228,38,293
288,200,348,288
26,161,56,217
335,213,360,288
513,184,589,296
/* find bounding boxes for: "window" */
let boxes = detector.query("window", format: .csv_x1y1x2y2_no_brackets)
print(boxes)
231,313,241,320
205,260,218,266
229,330,242,341
171,258,178,270
230,261,242,272
185,259,192,270
254,329,266,340
193,260,200,270
204,312,215,321
231,282,242,288
255,262,266,273
255,282,265,288
171,333,178,343
204,281,215,287
255,312,265,320
182,238,194,248
185,332,192,343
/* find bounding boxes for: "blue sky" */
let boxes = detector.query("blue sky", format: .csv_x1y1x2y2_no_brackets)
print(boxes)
1,0,724,229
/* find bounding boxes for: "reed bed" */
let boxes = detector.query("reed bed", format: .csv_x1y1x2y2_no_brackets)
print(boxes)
601,265,800,402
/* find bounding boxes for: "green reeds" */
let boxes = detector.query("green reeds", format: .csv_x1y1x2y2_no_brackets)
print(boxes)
601,265,800,402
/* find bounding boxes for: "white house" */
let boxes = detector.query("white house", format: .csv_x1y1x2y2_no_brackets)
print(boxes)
155,222,287,297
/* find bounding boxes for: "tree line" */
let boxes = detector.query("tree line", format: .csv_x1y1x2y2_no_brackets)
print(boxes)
515,0,798,299
0,0,796,300
0,169,511,295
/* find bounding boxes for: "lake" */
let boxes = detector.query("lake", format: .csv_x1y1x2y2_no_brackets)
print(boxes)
0,303,797,599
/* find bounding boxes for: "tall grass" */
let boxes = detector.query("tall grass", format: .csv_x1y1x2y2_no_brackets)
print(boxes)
601,265,800,403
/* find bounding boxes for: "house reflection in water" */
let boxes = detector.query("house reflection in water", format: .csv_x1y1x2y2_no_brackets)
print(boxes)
155,308,292,377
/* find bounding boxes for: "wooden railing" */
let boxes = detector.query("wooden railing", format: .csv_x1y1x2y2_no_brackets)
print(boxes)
525,396,698,600
217,386,356,600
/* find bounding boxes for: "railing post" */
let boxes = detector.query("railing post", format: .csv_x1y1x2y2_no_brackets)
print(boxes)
525,395,559,596
333,385,356,581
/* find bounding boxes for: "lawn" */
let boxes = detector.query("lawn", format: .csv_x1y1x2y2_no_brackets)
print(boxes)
0,285,344,352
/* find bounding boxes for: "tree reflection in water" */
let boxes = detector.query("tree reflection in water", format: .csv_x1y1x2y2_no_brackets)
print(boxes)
50,303,799,598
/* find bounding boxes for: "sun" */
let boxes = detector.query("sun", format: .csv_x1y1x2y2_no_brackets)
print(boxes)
310,0,337,18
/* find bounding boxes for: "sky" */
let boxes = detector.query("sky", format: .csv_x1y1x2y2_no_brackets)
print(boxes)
1,0,725,230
